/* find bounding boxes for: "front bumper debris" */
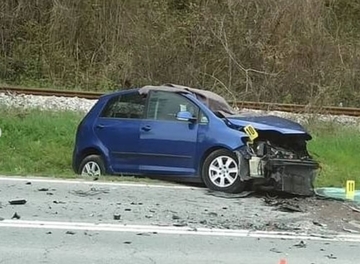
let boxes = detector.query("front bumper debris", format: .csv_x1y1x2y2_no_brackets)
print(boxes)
265,158,319,196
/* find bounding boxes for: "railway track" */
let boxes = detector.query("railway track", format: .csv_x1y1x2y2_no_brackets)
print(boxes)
1,85,360,117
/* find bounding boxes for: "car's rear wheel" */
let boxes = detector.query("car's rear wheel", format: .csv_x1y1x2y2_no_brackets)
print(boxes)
79,154,105,179
202,149,246,193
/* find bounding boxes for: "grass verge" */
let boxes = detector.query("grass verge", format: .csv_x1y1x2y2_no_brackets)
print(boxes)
0,108,359,188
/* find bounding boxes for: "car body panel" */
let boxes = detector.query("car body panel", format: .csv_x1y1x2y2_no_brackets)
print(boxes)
138,119,198,175
94,117,141,173
227,116,311,139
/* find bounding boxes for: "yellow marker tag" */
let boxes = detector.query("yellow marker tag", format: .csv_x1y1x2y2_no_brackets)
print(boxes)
346,180,355,200
244,125,259,142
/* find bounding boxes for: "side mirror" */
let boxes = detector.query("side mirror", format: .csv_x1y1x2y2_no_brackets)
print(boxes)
176,111,196,122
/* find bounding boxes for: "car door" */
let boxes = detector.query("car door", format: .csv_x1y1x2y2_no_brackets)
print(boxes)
94,91,146,173
138,91,199,176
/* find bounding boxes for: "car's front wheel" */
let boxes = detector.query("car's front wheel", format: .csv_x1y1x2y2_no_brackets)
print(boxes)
202,149,246,193
79,154,105,179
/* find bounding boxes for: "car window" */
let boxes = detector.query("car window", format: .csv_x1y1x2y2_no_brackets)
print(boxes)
146,91,199,121
100,92,146,119
199,111,209,124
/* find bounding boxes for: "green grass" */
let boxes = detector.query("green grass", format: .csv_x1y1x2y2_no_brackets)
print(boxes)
306,121,360,188
1,108,360,188
0,108,83,177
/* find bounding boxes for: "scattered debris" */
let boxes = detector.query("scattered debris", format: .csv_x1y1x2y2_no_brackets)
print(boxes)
9,199,27,205
11,212,20,219
53,200,66,204
123,241,132,244
208,212,218,217
293,240,306,248
173,222,187,227
46,231,52,235
136,232,151,236
70,187,109,197
312,221,327,228
172,214,180,220
124,208,131,212
279,204,303,213
348,205,360,213
200,220,207,225
113,214,121,220
325,254,337,260
264,197,305,213
38,188,49,192
25,182,32,185
131,202,143,205
270,248,282,253
46,192,54,195
66,231,76,235
145,215,152,218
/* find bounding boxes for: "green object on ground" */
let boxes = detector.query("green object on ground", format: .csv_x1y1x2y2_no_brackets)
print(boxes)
315,187,360,203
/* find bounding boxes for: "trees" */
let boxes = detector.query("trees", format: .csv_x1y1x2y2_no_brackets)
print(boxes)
1,0,359,106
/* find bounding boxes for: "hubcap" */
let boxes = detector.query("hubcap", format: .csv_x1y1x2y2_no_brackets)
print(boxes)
208,155,238,188
81,161,101,177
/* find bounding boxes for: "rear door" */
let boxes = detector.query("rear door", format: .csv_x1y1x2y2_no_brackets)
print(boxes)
94,91,146,173
138,91,199,176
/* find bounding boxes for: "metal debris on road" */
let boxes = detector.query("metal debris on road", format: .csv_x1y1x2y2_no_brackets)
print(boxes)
38,188,49,192
173,222,187,227
270,248,282,253
66,231,76,235
113,214,121,220
172,214,180,220
325,254,337,259
70,187,109,197
312,221,327,228
293,240,306,248
8,199,27,205
11,212,20,219
53,200,66,204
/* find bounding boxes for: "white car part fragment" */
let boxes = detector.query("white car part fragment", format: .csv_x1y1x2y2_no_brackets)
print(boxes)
249,156,264,178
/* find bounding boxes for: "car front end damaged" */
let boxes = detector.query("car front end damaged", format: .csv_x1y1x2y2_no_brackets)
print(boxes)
233,125,319,196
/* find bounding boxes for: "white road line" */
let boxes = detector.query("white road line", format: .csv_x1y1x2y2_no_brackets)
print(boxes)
0,176,200,190
1,219,360,242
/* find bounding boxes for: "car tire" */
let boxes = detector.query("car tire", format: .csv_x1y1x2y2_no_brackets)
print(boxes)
202,149,246,193
79,154,106,179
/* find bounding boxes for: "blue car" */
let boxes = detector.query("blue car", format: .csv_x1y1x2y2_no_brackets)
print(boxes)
72,84,319,195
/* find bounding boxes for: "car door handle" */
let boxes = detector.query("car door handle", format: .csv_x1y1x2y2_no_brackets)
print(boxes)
141,125,151,132
96,124,105,129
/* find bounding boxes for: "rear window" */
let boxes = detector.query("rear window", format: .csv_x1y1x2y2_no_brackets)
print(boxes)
100,92,146,119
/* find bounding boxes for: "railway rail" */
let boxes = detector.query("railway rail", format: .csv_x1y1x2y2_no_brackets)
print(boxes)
1,85,360,117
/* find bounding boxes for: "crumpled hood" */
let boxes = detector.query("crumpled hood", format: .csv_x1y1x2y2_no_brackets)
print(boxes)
227,115,311,140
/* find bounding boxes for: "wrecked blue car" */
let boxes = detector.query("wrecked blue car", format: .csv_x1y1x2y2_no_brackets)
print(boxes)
72,84,319,196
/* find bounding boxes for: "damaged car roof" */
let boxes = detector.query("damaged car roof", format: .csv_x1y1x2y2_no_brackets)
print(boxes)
137,83,311,139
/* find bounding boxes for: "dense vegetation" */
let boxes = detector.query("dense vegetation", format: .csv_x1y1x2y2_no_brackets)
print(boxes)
1,0,360,106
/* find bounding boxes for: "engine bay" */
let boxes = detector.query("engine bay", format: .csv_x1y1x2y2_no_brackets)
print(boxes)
238,127,320,196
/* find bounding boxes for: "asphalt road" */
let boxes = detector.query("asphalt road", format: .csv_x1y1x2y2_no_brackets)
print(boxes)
0,176,360,264
0,226,358,264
